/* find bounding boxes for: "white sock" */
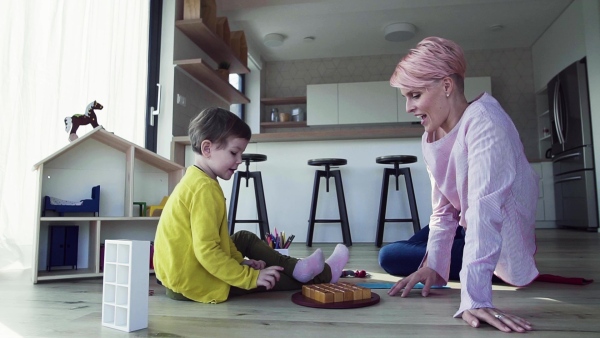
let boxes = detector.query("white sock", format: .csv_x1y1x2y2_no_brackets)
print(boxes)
292,248,325,283
325,244,349,283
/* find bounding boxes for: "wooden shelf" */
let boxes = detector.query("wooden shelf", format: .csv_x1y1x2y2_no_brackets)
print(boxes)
261,121,307,128
175,19,250,75
261,96,307,105
175,59,250,104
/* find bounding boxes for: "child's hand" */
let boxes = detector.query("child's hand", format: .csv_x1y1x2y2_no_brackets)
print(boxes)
242,259,266,270
257,266,283,290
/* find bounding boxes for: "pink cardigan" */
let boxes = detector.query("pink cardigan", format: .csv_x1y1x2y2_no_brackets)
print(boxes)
422,93,539,317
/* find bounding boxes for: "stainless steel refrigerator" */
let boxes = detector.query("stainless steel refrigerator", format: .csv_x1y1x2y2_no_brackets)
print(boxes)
548,57,599,231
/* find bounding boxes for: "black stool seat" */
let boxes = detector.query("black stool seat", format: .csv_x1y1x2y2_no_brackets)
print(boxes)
375,155,420,247
242,153,267,163
228,153,270,240
306,158,352,247
376,155,417,165
308,158,347,166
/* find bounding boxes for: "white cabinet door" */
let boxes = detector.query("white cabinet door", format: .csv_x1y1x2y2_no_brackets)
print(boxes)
307,83,338,125
338,81,397,124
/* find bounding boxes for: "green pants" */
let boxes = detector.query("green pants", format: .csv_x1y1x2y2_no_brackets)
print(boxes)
165,230,332,301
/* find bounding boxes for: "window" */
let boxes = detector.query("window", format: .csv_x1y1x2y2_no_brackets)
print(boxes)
229,73,245,120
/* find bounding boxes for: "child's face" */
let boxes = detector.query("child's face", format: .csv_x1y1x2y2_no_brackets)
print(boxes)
204,137,249,180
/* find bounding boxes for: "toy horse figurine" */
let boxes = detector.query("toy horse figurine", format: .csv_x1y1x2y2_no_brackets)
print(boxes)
64,100,103,142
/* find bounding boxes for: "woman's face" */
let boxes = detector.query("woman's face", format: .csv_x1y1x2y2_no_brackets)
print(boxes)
400,80,451,134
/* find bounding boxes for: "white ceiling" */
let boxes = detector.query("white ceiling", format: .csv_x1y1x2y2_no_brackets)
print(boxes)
218,0,573,62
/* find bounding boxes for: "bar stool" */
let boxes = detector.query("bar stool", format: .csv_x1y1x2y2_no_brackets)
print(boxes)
306,158,352,247
375,155,421,247
228,153,270,240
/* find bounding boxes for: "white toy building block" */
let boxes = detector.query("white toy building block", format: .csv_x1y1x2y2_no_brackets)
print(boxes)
101,240,149,332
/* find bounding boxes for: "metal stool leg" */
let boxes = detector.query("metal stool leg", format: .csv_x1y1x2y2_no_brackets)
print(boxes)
332,171,352,246
306,171,323,247
402,168,421,234
251,171,271,240
375,169,391,247
227,172,243,235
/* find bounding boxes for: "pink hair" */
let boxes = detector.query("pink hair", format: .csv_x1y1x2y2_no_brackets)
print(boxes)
390,37,466,89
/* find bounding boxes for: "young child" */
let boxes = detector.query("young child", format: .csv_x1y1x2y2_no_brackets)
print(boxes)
153,107,349,303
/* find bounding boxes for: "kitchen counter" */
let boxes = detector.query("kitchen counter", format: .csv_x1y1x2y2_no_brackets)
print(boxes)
254,122,424,142
171,123,424,165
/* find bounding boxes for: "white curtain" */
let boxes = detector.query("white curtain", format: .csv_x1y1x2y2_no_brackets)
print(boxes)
0,0,150,270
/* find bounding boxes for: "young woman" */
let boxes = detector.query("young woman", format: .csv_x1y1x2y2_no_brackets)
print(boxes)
381,37,539,333
153,107,349,303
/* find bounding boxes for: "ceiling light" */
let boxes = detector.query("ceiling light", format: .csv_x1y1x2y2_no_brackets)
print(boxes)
303,36,315,43
384,22,417,42
488,24,504,31
263,33,285,47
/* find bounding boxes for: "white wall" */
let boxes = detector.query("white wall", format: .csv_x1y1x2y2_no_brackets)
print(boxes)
184,138,431,244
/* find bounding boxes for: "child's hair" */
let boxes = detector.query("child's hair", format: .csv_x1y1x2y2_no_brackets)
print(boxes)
390,36,466,91
188,107,251,155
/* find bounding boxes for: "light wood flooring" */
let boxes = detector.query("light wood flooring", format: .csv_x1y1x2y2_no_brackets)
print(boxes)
1,229,599,337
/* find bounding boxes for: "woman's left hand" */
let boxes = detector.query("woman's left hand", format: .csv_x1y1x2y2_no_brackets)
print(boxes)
462,307,533,333
242,259,266,270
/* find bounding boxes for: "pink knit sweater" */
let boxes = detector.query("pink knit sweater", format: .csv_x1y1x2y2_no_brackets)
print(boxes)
421,93,539,317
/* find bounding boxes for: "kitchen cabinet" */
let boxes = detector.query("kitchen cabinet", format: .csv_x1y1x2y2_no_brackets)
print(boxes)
338,82,398,124
531,161,556,228
309,77,491,126
307,83,338,125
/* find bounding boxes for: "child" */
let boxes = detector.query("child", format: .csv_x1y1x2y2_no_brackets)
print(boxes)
153,107,349,303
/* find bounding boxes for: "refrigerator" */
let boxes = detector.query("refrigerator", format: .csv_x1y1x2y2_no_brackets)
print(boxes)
548,57,599,231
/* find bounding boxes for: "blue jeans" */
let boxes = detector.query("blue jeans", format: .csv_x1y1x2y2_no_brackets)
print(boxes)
378,225,465,281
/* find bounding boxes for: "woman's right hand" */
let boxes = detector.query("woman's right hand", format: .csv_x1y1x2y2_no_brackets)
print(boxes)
256,266,283,290
388,267,445,297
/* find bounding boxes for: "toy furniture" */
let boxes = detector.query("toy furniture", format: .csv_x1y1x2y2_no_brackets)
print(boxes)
374,155,421,247
132,202,147,216
147,196,168,217
227,153,271,239
306,158,352,247
47,225,79,271
43,185,100,217
102,239,149,332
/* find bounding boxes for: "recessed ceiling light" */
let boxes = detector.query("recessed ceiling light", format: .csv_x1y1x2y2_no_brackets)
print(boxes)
263,33,285,47
488,24,504,31
303,36,315,43
384,22,417,42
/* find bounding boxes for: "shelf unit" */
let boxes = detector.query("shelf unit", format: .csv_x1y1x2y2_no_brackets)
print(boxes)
174,19,250,105
32,127,185,283
102,240,149,332
175,59,250,104
260,96,306,105
260,121,307,129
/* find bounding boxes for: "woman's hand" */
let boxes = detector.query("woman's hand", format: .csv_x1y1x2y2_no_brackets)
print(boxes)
462,307,533,333
388,267,445,297
256,266,283,290
242,259,266,270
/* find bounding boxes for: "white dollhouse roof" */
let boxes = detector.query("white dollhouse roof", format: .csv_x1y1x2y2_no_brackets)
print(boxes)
33,126,183,173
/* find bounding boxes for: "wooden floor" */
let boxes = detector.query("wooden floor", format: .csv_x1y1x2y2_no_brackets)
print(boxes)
1,229,599,337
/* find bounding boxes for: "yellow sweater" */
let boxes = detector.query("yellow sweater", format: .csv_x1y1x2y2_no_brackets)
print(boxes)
153,166,259,303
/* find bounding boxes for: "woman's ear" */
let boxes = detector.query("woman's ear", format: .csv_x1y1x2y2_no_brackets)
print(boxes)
443,77,453,96
200,140,212,158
